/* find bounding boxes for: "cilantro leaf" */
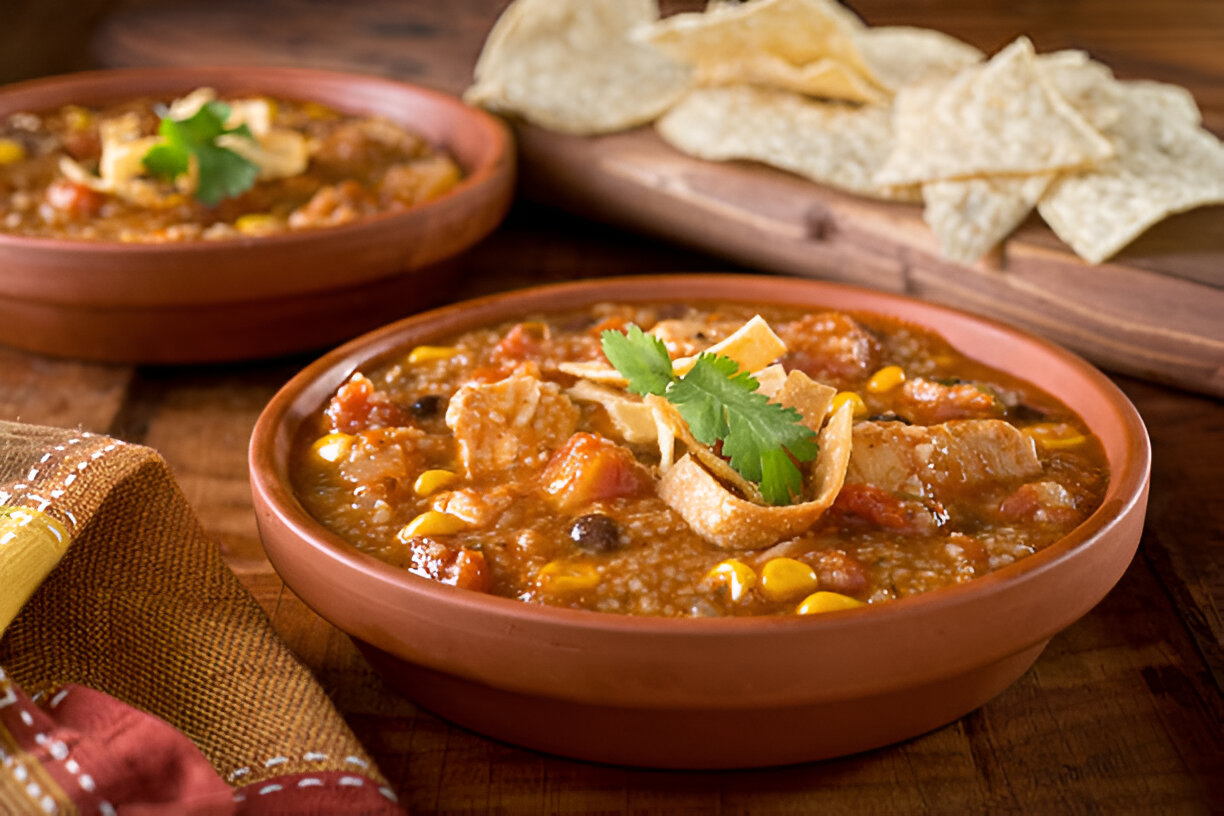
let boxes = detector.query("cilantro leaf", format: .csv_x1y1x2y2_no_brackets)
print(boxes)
599,324,819,506
600,325,674,396
669,354,818,505
142,100,258,206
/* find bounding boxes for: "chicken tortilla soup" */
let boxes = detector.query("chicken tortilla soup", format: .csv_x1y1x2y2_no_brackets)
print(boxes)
0,87,461,242
291,302,1109,617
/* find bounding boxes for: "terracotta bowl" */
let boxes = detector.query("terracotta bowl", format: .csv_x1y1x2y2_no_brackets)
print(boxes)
0,66,514,363
249,274,1150,768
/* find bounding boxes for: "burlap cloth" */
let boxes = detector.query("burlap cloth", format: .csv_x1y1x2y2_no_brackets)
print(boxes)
0,420,404,814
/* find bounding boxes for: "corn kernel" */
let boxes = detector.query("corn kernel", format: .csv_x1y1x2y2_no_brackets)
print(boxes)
831,391,868,418
1022,422,1087,450
866,365,906,394
407,345,458,364
536,560,601,593
310,432,353,463
759,557,819,602
0,138,26,165
413,469,458,496
63,105,92,132
705,559,757,602
796,591,865,615
397,510,468,541
234,213,281,236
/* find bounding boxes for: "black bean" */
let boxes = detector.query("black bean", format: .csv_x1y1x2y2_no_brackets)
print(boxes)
409,394,443,417
867,412,912,424
568,513,622,554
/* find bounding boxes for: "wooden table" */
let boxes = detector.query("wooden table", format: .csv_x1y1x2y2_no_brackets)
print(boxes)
6,0,1223,811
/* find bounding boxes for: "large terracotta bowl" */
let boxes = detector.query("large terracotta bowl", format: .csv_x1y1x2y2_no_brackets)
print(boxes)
0,66,513,363
249,274,1150,768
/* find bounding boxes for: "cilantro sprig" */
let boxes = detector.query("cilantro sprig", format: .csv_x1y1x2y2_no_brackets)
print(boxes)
142,100,258,206
601,324,818,506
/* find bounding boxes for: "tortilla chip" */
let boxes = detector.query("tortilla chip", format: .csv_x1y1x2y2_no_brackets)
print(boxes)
875,37,1114,186
1037,50,1125,131
853,26,983,92
1037,79,1224,263
696,53,888,105
657,85,922,202
639,0,878,104
463,0,690,134
922,173,1054,263
657,401,854,550
672,314,787,375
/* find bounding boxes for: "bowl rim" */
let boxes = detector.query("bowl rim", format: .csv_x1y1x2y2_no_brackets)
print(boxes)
0,64,511,255
250,272,1151,639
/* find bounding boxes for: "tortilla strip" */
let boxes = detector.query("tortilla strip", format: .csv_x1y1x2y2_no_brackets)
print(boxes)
646,394,766,504
566,379,657,444
560,314,789,386
658,400,854,550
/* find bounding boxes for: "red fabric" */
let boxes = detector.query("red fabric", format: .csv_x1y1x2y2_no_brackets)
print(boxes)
1,681,402,815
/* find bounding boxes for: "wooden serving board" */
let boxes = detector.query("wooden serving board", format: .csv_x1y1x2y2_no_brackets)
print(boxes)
84,0,1224,397
514,123,1224,398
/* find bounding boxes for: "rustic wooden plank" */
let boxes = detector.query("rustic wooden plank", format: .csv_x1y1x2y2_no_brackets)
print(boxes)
0,347,132,431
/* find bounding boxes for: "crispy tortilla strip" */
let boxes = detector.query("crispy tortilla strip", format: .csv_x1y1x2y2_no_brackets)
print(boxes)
560,314,791,387
658,401,854,550
650,398,677,472
638,0,883,103
647,394,766,504
922,172,1054,263
752,364,789,399
657,85,922,202
1037,79,1224,263
673,315,787,374
853,26,982,92
773,369,837,432
566,380,657,444
463,0,690,135
875,37,1114,186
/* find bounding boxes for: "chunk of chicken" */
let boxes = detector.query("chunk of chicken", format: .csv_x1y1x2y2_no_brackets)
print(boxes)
445,370,579,479
846,419,1041,501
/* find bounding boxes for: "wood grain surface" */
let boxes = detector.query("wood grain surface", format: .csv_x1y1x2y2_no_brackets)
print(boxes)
3,0,1222,812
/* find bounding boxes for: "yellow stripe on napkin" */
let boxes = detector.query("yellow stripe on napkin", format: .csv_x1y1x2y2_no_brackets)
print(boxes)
0,506,71,633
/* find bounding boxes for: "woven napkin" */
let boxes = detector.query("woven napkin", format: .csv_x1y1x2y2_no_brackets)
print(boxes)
0,420,403,814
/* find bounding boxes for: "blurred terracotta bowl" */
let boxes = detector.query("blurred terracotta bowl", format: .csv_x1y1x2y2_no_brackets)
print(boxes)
0,66,513,363
249,274,1150,769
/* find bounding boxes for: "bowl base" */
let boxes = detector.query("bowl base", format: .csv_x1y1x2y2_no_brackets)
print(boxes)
355,638,1049,769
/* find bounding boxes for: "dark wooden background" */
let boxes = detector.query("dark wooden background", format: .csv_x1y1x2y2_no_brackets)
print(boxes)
3,1,1222,813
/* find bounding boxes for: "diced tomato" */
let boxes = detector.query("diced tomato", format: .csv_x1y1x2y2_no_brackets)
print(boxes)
829,483,940,534
323,373,409,433
44,179,106,218
810,548,869,596
406,540,490,593
493,322,548,361
61,129,101,161
540,432,653,512
586,316,628,337
997,482,1079,524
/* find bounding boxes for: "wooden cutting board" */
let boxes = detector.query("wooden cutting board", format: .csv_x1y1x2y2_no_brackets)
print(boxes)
86,0,1224,397
514,123,1224,397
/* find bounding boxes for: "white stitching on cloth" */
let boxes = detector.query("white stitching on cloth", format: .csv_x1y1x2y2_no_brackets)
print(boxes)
227,750,376,780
